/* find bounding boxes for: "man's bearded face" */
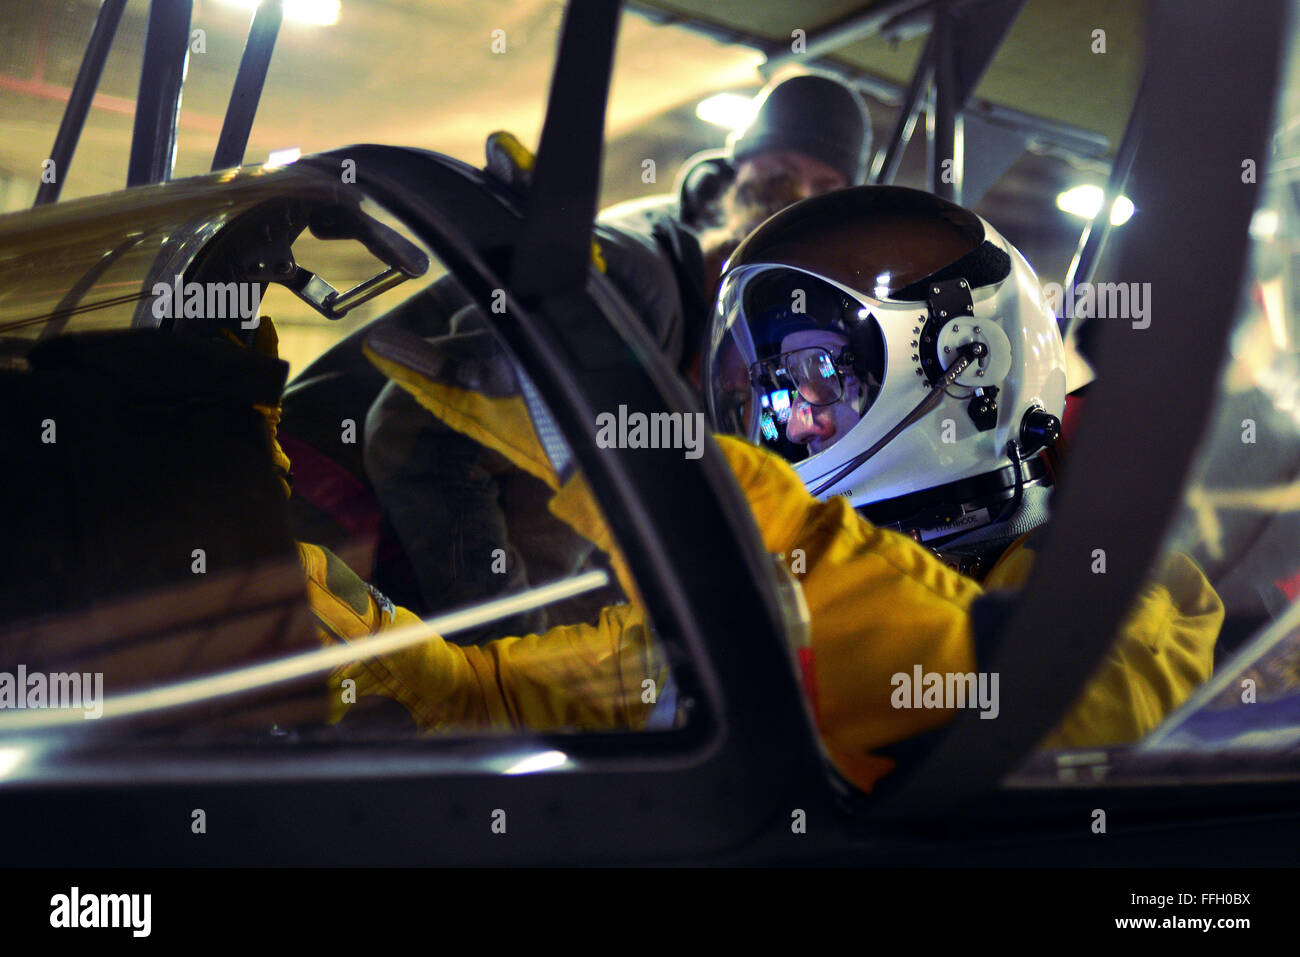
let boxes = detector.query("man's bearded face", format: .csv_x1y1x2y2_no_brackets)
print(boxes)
724,151,847,238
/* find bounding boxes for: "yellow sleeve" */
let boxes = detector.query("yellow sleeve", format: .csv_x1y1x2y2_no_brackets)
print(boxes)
306,428,1219,790
301,540,662,732
311,436,980,790
715,437,983,785
714,437,1222,781
459,602,663,730
335,602,661,733
1033,551,1222,750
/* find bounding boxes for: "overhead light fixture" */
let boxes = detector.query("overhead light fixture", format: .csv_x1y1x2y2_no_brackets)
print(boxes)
217,0,341,27
696,92,756,131
1056,184,1135,226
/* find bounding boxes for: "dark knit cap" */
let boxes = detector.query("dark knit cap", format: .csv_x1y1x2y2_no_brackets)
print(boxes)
726,74,872,185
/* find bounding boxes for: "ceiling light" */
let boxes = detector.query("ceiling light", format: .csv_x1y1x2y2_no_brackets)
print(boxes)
696,92,756,130
217,0,341,27
0,747,28,779
1108,195,1135,226
1056,184,1135,226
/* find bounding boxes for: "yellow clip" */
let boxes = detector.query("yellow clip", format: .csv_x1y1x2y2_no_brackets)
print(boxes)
488,130,605,274
489,130,536,174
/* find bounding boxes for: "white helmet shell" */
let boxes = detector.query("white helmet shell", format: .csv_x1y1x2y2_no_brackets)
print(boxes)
705,186,1067,512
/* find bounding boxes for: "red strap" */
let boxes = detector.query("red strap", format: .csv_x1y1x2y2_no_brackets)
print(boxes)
278,432,382,543
1276,567,1300,603
797,647,820,726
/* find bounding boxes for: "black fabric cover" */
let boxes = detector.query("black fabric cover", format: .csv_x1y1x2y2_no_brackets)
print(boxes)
894,240,1012,302
0,330,296,626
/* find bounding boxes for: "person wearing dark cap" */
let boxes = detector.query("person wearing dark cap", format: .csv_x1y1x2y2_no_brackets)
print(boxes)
721,72,872,230
729,73,872,183
601,72,873,382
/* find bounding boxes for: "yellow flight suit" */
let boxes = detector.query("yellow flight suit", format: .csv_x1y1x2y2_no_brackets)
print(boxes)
295,345,1222,792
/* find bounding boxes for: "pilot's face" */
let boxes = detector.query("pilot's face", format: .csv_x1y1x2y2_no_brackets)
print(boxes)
781,330,861,453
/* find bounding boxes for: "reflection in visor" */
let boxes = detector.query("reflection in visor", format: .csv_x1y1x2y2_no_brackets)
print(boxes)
759,398,779,441
706,267,886,463
750,346,850,408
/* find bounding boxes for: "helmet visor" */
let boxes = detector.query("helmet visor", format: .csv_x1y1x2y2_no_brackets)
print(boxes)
706,267,885,461
750,345,848,407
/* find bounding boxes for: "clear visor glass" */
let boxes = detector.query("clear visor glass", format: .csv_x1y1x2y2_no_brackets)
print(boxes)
706,267,884,461
750,346,845,407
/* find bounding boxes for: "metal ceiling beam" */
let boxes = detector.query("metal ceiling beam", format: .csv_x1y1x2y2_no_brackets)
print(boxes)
928,0,1026,201
212,0,284,171
928,2,962,200
871,27,934,184
762,0,935,72
947,0,1027,109
126,0,192,188
623,1,1111,162
1060,74,1147,340
960,109,1034,206
880,0,1009,43
34,0,128,206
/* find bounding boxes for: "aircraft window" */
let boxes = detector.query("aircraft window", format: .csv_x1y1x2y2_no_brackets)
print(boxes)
274,268,693,743
1008,31,1300,788
0,176,694,771
0,221,156,345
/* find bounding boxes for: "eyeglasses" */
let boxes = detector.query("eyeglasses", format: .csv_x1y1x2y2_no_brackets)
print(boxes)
749,345,856,408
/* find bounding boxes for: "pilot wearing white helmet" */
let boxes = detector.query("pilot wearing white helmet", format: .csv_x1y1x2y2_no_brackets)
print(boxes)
706,185,1068,577
325,185,1224,794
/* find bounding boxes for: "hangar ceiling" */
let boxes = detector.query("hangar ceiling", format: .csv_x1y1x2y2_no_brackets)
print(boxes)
631,0,1146,150
0,0,765,207
0,0,1147,372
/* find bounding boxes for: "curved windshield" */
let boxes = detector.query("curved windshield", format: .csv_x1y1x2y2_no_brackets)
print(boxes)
0,155,699,762
0,166,345,347
1010,22,1300,787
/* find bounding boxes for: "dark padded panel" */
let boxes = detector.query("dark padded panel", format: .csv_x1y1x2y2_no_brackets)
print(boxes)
893,240,1012,301
0,330,296,627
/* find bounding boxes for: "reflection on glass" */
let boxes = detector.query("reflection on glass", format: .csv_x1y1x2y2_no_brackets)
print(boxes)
1015,29,1300,785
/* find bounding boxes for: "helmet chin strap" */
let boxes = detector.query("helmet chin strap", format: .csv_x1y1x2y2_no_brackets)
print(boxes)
809,341,986,497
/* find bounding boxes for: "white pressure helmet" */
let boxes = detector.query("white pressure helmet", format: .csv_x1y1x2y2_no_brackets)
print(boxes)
704,185,1068,549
